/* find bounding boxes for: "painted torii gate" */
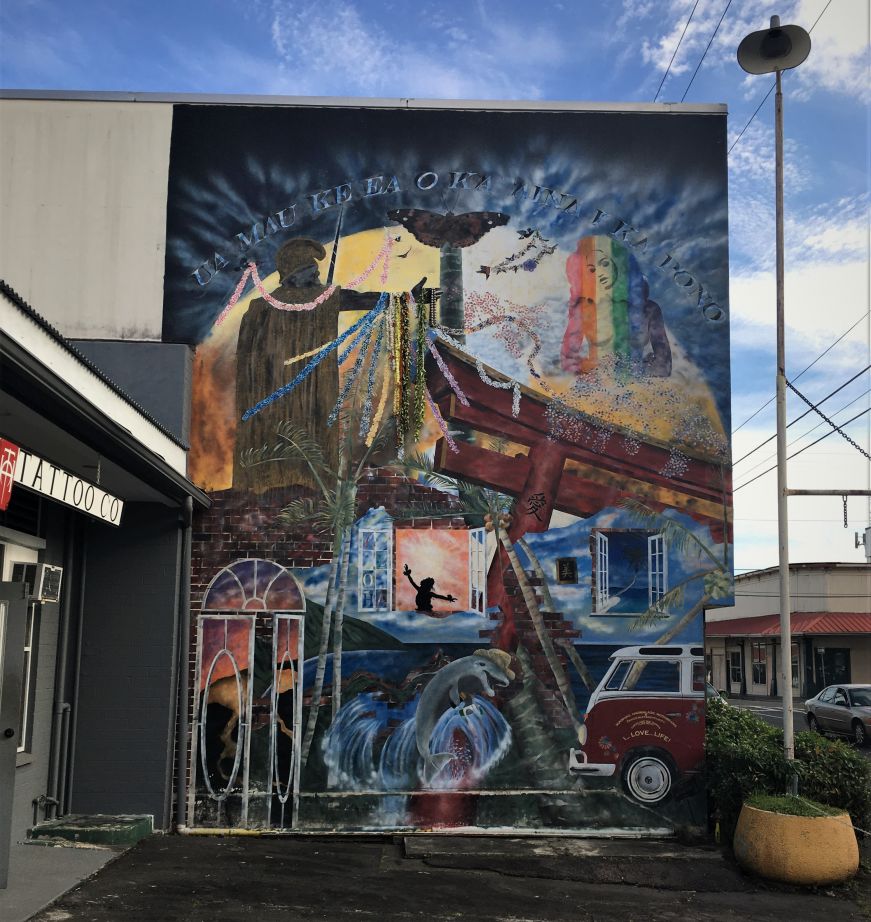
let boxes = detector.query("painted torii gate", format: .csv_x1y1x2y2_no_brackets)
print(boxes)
426,341,731,649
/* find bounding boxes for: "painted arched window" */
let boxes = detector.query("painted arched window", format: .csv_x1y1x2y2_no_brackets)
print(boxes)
202,558,305,612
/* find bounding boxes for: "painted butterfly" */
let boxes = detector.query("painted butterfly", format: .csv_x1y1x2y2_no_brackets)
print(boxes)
387,209,509,248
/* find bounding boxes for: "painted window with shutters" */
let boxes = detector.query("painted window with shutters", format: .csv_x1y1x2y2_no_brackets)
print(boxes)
469,528,487,614
648,533,667,607
592,530,669,614
358,527,392,613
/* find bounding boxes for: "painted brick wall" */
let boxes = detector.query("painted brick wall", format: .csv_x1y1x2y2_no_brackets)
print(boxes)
177,469,466,822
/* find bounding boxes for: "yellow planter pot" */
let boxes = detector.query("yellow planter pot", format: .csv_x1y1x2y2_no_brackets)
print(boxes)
733,803,859,886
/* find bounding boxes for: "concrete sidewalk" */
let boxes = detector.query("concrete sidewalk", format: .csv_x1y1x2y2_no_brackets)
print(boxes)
18,833,871,922
0,839,123,922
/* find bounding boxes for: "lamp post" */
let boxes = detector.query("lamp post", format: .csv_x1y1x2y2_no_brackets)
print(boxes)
737,17,810,768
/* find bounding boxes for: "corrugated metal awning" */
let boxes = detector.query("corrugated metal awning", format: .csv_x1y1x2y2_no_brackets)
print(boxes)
706,612,871,637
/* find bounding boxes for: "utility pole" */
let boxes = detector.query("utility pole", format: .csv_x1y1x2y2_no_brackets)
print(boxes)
738,16,810,770
738,20,871,771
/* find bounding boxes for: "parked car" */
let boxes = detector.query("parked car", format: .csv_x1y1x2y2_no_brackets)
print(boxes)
705,682,729,704
568,644,705,804
805,684,871,746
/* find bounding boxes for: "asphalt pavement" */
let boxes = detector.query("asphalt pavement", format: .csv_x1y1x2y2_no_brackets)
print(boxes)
20,833,871,922
731,696,871,762
4,696,867,921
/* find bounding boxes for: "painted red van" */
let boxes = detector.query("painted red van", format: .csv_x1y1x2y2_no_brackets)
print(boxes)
568,644,706,804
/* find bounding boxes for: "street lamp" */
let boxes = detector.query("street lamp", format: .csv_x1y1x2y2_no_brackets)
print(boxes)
737,16,810,770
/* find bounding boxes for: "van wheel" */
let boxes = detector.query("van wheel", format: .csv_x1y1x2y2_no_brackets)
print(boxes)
621,751,675,804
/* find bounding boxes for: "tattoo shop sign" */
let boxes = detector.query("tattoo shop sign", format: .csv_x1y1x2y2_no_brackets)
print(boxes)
0,438,18,511
13,448,123,526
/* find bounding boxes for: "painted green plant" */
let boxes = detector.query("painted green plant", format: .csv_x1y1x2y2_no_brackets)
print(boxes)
240,413,396,766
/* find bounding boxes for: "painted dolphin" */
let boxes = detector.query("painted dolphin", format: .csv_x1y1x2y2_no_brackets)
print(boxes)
415,653,512,783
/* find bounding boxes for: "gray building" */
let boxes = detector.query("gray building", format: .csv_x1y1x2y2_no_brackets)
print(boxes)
0,283,207,886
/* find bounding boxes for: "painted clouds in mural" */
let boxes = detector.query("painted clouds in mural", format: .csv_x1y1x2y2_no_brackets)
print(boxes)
164,103,733,833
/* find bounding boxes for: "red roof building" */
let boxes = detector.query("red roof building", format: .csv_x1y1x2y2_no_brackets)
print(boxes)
705,563,870,698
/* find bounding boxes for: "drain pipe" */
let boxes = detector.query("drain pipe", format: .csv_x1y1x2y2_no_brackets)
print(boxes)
64,528,87,814
175,496,193,830
45,513,76,821
57,703,72,815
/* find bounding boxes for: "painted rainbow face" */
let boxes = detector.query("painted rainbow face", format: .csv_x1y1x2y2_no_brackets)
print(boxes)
586,249,618,291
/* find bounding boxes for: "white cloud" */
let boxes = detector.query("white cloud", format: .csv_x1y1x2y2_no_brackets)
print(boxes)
728,118,810,193
803,220,868,260
621,0,869,104
264,0,558,100
730,256,869,371
640,11,701,77
793,0,870,103
0,19,91,87
729,137,868,273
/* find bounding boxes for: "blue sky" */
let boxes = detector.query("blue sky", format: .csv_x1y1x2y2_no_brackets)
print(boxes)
1,0,868,571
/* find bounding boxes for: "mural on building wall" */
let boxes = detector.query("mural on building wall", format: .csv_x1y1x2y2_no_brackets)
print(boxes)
164,103,733,833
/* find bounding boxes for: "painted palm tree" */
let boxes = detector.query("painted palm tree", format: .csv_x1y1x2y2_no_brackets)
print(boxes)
239,414,395,767
516,536,595,693
398,452,584,739
614,544,646,600
619,497,731,688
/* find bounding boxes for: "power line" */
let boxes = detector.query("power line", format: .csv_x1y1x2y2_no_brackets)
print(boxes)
734,406,871,491
653,0,702,102
733,366,871,466
728,0,833,154
787,389,871,445
733,309,871,433
729,84,775,154
736,387,871,479
680,0,733,102
786,378,871,460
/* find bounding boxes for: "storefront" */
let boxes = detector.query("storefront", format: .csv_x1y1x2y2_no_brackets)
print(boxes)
0,283,207,886
706,564,871,698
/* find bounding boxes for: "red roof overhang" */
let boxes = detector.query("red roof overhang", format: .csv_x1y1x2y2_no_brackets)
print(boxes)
706,612,871,637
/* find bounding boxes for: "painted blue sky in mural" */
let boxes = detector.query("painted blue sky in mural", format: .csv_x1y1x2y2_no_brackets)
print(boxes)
299,504,716,647
2,0,868,573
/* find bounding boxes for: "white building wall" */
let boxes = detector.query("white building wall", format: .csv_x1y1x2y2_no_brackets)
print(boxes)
708,564,871,621
0,99,172,340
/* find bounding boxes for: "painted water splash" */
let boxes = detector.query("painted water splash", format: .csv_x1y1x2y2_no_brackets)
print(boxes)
430,697,513,790
323,692,512,793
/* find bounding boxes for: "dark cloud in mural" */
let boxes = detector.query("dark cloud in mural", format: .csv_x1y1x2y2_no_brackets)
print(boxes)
164,106,728,375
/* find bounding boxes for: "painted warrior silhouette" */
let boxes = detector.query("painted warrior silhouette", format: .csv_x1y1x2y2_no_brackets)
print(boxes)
403,564,457,613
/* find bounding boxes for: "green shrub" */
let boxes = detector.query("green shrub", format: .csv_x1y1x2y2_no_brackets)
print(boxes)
704,699,791,842
794,729,871,835
705,699,871,845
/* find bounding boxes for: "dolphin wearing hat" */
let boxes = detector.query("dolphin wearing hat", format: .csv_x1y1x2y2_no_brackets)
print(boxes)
415,649,514,783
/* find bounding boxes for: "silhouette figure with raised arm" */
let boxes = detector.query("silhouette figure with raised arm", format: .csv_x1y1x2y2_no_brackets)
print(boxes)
403,564,457,613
